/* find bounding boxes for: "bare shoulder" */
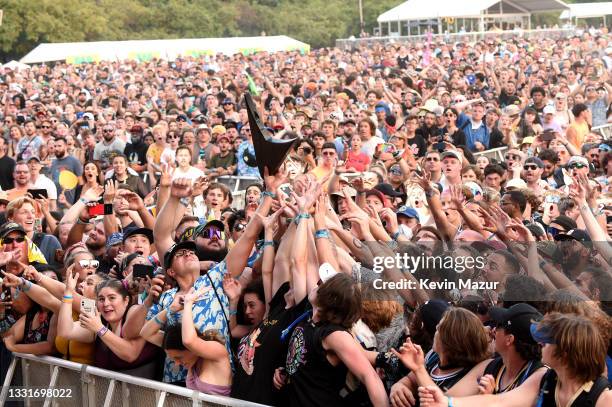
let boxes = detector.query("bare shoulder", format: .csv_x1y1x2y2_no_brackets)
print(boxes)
596,389,611,407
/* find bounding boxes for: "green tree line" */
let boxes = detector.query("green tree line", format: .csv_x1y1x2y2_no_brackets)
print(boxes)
0,0,604,61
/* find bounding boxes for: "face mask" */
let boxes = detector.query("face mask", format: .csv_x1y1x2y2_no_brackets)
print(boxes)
398,224,413,240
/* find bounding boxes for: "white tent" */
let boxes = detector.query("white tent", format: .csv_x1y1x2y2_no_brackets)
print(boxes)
20,35,310,64
377,0,568,36
1,60,31,71
560,2,612,25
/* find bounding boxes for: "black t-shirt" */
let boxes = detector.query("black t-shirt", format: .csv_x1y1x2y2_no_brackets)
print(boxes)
124,141,148,166
406,134,427,157
488,128,505,149
498,91,521,108
537,369,609,407
445,127,466,147
231,282,309,405
416,125,438,144
286,321,348,407
0,155,15,190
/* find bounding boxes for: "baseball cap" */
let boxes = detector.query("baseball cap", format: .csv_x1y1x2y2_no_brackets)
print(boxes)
524,156,544,168
554,229,592,248
212,125,226,135
550,215,577,231
130,125,144,134
506,179,527,189
106,232,124,249
122,227,154,244
521,136,535,146
0,222,26,239
397,206,420,222
164,240,197,269
543,105,556,115
490,303,542,342
503,105,521,116
27,156,41,163
330,187,357,198
374,183,406,199
464,181,483,197
441,150,462,161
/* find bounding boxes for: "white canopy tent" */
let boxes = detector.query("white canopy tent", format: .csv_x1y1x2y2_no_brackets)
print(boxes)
20,35,310,64
377,0,568,36
1,60,31,71
560,2,612,26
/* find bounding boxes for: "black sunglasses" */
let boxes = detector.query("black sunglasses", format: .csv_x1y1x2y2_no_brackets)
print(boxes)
2,236,26,245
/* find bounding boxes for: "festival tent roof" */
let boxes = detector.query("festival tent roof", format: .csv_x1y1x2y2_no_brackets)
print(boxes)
20,36,310,64
1,60,31,71
378,0,569,23
560,2,612,19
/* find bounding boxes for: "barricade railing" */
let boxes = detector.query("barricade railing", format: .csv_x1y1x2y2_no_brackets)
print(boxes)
1,353,270,407
472,146,508,162
336,28,574,49
592,123,612,140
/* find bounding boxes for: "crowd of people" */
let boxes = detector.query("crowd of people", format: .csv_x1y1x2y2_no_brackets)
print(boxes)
0,27,611,407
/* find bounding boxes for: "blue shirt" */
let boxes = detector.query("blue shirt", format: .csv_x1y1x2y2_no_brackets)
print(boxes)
146,261,231,383
457,112,490,152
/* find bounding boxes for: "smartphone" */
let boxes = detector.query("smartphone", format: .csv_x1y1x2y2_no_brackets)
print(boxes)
376,143,397,155
80,298,96,315
133,264,155,280
342,172,363,183
278,183,294,204
88,203,105,217
27,189,48,199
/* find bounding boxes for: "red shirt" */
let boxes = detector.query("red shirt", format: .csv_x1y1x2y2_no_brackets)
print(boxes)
345,151,371,172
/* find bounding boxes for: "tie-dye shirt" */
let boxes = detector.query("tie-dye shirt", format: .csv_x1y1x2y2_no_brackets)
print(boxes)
146,261,231,383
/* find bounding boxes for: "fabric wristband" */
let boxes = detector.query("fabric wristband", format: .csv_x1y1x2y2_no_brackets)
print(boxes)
262,191,277,199
314,229,330,239
294,213,312,225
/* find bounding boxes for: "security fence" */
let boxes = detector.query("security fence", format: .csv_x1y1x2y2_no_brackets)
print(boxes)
1,353,269,407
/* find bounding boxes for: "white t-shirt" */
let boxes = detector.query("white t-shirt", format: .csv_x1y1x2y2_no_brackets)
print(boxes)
32,174,58,200
171,166,204,182
361,136,385,158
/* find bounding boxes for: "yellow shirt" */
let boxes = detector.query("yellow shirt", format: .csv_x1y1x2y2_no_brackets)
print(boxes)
567,121,589,150
146,144,164,165
54,311,95,365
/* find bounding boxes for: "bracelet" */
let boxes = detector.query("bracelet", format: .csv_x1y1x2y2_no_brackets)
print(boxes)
229,310,238,316
448,396,454,407
294,213,312,225
425,189,435,199
153,315,164,325
36,273,44,283
62,295,73,300
314,229,330,239
391,231,401,240
62,298,73,303
262,191,277,199
97,326,109,337
179,197,191,207
79,198,89,205
261,240,275,249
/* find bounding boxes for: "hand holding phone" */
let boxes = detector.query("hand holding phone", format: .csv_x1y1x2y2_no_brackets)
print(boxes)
133,264,155,280
80,298,96,315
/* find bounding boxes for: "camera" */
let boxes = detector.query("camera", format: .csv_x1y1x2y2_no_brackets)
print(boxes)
302,146,312,155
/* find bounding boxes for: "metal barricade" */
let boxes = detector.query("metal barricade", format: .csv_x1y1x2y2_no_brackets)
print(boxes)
472,146,508,162
592,123,612,140
1,353,270,407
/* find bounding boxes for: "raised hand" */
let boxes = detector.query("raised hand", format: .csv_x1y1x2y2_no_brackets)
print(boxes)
84,184,105,203
169,293,185,313
478,374,496,395
121,191,145,211
263,166,288,195
292,179,322,213
159,163,175,188
191,176,209,198
170,178,193,199
65,265,79,291
379,207,399,233
36,197,50,214
1,270,23,288
103,180,118,204
222,274,242,302
507,218,535,242
0,248,22,267
391,338,425,372
448,184,465,210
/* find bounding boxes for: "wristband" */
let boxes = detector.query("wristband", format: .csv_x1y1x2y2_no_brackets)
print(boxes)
153,315,164,325
391,231,401,240
262,191,277,199
294,213,312,225
261,240,275,249
62,295,73,300
97,326,109,337
62,298,73,303
20,278,32,292
314,229,330,239
79,198,89,205
448,396,454,407
229,310,238,316
179,197,191,207
425,189,435,199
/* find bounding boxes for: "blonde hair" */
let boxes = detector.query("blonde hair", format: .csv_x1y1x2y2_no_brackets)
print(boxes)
6,196,36,220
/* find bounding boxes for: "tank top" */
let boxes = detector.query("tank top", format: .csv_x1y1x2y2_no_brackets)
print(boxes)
186,359,231,396
94,318,161,376
483,356,544,393
423,350,470,392
567,121,589,150
536,369,609,407
23,310,51,344
54,311,95,365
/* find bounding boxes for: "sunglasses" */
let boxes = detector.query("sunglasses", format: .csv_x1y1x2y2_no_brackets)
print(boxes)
41,125,51,129
2,236,26,245
505,154,521,160
233,223,247,232
167,136,179,140
568,163,587,169
103,129,113,133
523,164,539,171
389,168,403,175
79,259,99,269
444,113,455,117
200,228,224,240
426,157,440,162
